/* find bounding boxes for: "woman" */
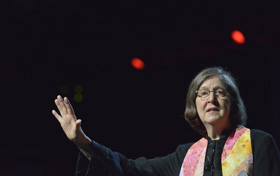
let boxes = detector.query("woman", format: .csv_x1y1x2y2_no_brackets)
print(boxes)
52,67,280,176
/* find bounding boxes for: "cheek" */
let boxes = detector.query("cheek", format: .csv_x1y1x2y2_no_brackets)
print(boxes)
223,100,231,113
195,99,205,115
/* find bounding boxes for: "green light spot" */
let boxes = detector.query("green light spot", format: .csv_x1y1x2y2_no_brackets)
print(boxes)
74,93,83,102
59,86,69,95
74,85,83,93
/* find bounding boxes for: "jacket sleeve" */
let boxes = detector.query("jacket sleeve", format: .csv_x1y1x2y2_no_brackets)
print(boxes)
251,129,280,176
75,140,192,176
75,140,127,176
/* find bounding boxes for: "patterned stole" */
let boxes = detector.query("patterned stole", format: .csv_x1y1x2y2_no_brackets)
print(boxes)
179,126,253,176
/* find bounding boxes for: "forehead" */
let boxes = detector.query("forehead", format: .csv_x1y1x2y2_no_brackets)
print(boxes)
199,75,225,89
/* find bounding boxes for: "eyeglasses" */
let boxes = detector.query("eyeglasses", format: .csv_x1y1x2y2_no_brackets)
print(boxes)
196,89,228,100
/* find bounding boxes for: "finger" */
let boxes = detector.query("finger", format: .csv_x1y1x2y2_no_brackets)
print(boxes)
64,97,75,115
52,110,62,123
57,95,67,115
76,119,82,128
54,99,64,115
54,97,60,106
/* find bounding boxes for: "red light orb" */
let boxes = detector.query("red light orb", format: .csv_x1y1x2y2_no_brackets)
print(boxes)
231,30,245,44
131,58,145,70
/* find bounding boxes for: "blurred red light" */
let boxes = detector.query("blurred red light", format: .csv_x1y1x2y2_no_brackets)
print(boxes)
231,30,245,44
131,58,145,70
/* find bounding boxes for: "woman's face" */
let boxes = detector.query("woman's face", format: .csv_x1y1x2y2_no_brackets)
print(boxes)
195,75,231,127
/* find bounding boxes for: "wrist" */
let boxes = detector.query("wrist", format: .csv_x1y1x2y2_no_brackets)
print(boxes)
76,136,92,161
74,133,91,147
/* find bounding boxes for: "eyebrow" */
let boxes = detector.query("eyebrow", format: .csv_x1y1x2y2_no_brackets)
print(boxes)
199,86,225,90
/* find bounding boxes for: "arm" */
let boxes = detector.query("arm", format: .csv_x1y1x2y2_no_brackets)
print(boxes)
52,95,140,175
129,144,192,176
75,142,191,176
52,95,191,176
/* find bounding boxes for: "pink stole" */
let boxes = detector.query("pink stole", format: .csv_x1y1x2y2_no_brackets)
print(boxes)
179,126,253,176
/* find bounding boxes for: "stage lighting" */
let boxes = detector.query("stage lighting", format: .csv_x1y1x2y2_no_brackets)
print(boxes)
131,58,145,70
74,93,83,103
231,30,245,44
59,85,69,95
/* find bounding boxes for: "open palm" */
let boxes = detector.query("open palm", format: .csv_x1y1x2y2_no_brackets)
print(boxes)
52,95,82,142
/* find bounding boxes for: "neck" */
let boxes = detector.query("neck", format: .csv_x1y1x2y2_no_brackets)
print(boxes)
204,120,231,140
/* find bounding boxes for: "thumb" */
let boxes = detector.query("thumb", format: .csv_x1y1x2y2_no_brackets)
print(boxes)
76,119,82,128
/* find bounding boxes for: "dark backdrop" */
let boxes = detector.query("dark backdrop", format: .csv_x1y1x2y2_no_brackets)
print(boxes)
1,0,280,175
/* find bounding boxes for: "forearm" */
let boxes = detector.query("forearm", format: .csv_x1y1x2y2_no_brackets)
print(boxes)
73,129,92,161
76,136,92,161
75,140,125,176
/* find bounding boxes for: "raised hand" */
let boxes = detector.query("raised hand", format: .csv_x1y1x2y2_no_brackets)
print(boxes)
52,95,91,148
52,95,82,142
52,95,92,160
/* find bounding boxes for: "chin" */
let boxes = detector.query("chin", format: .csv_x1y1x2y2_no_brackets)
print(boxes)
204,116,223,124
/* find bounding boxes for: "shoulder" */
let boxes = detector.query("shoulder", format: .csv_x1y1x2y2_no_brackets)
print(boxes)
250,129,274,142
175,143,195,161
251,129,272,136
176,143,195,152
250,129,278,151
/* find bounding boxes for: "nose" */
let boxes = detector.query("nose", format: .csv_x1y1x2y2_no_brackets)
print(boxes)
207,91,217,103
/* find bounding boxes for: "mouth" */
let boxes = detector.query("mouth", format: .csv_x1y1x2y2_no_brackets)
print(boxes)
206,107,219,112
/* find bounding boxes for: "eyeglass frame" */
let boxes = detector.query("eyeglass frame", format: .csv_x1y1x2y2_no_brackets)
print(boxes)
195,89,229,100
